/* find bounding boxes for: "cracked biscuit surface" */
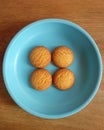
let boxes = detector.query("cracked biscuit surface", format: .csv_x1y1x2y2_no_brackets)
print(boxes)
52,46,74,68
30,69,52,90
53,69,75,90
30,46,51,68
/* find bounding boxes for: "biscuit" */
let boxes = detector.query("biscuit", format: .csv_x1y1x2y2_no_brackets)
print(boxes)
53,69,75,90
30,46,51,68
30,69,52,90
52,46,74,68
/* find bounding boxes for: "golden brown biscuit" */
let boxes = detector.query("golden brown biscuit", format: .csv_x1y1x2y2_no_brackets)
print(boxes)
53,69,75,90
52,46,74,68
30,46,51,68
30,69,52,90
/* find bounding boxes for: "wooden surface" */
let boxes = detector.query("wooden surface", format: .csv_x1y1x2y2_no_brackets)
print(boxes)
0,0,104,130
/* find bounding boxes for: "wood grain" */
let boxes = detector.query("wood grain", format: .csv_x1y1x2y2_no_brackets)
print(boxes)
0,0,104,130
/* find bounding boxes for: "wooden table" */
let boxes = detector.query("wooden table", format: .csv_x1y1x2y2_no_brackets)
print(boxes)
0,0,104,130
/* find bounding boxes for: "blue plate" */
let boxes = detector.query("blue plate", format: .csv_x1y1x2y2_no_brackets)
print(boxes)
3,19,102,119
